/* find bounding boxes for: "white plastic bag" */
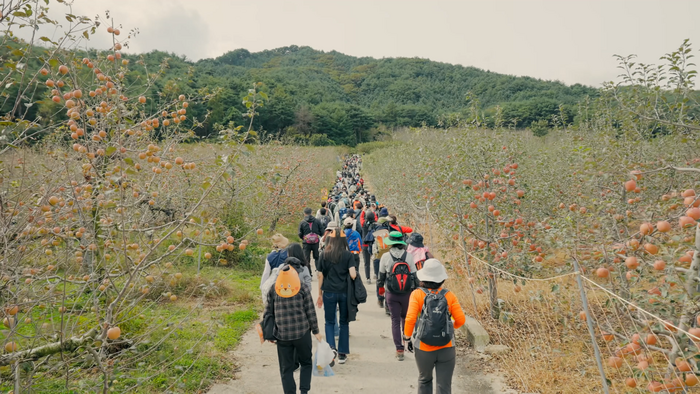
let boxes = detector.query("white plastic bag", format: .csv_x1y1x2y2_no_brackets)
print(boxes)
315,339,334,369
312,352,335,377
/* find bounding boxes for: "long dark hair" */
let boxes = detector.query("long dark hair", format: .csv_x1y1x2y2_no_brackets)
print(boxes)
389,214,398,225
323,231,348,263
420,280,445,289
286,243,308,267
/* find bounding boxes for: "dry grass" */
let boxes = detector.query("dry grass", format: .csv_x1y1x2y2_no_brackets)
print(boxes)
389,211,615,394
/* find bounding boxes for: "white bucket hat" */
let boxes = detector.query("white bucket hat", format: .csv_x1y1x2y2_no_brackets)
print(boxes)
416,259,448,283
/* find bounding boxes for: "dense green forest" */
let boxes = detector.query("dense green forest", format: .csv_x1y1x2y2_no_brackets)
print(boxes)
2,43,599,146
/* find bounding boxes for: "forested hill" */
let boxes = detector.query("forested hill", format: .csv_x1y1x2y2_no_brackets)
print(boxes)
2,43,599,146
192,46,597,144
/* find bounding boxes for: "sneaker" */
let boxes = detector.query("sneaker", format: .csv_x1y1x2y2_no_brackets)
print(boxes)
377,299,384,309
396,350,405,361
367,278,371,284
338,354,347,364
330,349,338,368
385,305,391,316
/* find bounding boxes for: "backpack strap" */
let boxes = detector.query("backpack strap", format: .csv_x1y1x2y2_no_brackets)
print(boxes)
401,251,408,262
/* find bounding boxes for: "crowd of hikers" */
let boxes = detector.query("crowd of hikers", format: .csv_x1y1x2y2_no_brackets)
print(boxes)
259,154,466,394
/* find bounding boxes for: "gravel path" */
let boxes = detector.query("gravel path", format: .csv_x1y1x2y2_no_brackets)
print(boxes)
208,275,514,394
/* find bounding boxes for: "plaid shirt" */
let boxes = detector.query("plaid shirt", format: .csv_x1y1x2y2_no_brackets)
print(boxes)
264,284,319,341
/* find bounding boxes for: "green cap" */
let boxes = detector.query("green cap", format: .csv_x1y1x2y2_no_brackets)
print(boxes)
385,231,406,246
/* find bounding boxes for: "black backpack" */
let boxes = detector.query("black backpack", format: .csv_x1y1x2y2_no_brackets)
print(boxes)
416,288,453,347
319,215,331,232
387,252,414,294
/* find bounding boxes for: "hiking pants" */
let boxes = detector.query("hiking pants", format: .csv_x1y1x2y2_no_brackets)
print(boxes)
385,291,411,351
362,244,372,279
304,242,319,271
415,346,456,394
323,291,350,354
276,331,313,394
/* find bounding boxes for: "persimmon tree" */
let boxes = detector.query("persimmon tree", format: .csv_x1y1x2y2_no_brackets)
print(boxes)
363,41,700,392
0,3,309,392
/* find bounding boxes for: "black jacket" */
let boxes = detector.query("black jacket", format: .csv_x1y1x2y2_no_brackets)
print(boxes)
298,216,322,240
347,274,367,323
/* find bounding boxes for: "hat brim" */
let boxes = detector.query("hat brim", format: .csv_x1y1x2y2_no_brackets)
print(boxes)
409,241,425,248
273,239,290,248
385,239,407,246
416,268,448,283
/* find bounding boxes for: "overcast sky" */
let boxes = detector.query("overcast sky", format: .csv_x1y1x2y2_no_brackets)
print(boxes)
39,0,700,87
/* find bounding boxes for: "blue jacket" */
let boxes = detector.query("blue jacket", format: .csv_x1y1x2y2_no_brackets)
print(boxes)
267,250,288,270
344,228,362,253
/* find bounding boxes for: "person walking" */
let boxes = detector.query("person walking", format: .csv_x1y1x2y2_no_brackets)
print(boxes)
388,214,413,236
321,220,341,255
260,234,290,289
317,208,332,232
264,265,322,394
316,231,357,365
344,217,362,269
316,201,330,220
298,208,322,271
361,211,377,283
378,231,418,360
407,233,433,270
404,259,466,394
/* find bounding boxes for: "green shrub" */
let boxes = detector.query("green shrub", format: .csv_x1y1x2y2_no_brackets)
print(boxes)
354,140,399,154
530,119,551,137
309,133,335,146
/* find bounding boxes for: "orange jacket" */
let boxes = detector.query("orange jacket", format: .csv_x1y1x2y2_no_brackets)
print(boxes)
404,288,466,351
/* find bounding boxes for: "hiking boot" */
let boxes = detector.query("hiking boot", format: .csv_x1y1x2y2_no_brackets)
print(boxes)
330,349,338,368
377,299,384,309
338,354,347,364
396,350,405,361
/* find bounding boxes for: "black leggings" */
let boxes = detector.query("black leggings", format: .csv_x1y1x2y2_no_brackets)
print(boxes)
362,244,373,279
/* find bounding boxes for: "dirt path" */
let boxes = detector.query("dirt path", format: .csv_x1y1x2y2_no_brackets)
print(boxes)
208,275,515,394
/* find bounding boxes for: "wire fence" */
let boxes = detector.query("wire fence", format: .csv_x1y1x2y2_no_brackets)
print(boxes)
400,206,700,394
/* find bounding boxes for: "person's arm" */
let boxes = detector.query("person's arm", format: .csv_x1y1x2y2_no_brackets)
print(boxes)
448,292,467,330
303,267,312,289
298,221,304,239
304,287,322,341
316,272,324,308
315,251,324,272
400,225,413,234
404,290,423,338
264,289,274,317
260,259,271,289
426,250,434,259
377,254,388,287
348,253,357,279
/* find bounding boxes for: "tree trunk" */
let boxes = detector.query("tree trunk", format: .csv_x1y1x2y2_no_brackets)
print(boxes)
666,224,700,373
0,327,99,366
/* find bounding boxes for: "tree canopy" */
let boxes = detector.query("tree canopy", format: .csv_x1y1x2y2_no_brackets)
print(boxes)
1,43,599,145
